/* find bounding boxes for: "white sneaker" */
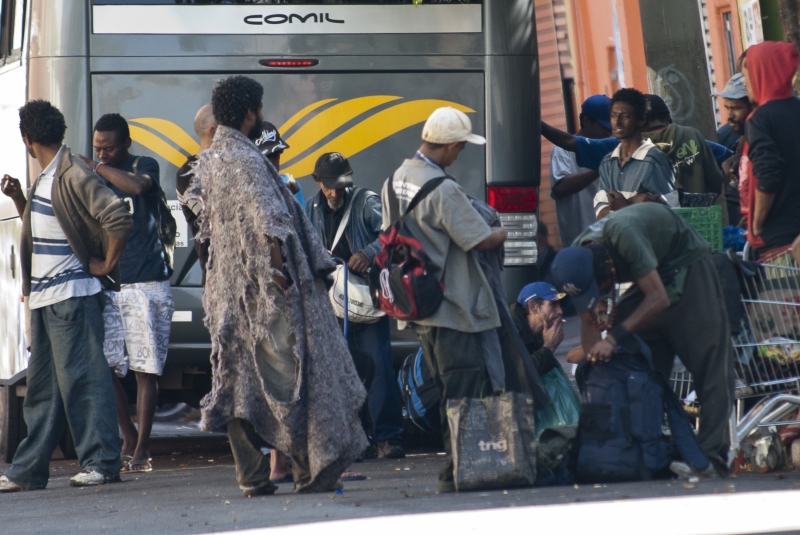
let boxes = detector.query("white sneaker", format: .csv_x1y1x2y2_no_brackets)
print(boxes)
669,461,719,481
0,475,22,493
69,469,121,487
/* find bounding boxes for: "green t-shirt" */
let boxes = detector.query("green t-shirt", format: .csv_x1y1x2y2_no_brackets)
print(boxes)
644,124,724,196
573,204,709,300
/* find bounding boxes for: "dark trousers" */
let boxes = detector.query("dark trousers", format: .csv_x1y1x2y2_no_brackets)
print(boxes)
347,316,404,442
415,325,491,483
5,294,121,489
227,419,311,490
614,253,735,470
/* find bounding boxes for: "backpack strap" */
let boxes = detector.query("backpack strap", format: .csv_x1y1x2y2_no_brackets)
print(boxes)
652,371,712,472
404,176,450,217
386,174,451,226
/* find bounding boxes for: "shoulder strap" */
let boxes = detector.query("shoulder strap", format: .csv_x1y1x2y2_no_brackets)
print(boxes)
331,189,355,252
404,176,450,217
654,371,712,472
386,174,400,226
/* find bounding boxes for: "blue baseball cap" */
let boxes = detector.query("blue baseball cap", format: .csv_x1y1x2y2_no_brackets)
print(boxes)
581,95,612,130
549,247,600,314
517,282,566,306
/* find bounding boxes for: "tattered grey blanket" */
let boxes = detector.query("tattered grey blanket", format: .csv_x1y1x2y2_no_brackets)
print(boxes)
187,126,368,492
470,199,550,409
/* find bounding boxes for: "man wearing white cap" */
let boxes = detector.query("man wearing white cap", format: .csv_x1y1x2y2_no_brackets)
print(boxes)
381,107,507,493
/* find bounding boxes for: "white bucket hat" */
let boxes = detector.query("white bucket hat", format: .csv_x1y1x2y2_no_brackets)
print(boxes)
421,107,486,145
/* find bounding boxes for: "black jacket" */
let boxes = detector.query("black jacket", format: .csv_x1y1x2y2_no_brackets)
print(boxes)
747,97,800,249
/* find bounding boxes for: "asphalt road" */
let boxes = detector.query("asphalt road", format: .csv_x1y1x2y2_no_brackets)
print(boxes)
4,317,800,534
3,436,800,535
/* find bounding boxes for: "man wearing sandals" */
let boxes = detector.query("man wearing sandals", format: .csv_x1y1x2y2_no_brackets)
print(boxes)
79,113,175,473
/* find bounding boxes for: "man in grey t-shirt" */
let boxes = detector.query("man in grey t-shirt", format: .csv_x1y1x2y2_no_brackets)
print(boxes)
549,95,611,246
381,107,506,493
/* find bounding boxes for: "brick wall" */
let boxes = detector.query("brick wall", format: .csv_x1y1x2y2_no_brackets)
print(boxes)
535,0,570,250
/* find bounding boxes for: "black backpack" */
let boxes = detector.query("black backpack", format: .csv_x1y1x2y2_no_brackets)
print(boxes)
574,337,711,483
133,157,177,275
397,347,441,434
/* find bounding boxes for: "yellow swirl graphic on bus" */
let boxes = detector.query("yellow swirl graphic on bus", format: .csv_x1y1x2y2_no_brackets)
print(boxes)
128,97,475,175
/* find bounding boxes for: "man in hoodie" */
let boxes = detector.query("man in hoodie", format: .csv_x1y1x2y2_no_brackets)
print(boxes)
741,41,800,258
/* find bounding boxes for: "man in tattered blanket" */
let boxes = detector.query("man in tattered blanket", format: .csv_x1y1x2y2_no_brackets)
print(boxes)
187,76,368,497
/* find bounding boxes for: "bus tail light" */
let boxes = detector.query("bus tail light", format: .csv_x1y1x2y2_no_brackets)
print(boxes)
488,187,538,266
259,59,319,68
487,186,537,213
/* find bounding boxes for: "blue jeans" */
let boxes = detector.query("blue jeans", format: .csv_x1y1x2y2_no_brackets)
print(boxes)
347,316,403,442
5,294,121,489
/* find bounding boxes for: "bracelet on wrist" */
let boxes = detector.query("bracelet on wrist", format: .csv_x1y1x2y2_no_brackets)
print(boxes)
93,161,102,173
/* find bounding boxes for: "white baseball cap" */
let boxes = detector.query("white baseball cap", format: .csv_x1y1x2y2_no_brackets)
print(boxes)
421,107,486,145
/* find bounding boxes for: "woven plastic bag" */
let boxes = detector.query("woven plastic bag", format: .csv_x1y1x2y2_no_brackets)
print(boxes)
447,392,537,491
534,366,581,438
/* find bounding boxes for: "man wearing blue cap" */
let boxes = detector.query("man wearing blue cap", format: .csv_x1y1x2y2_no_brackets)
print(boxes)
510,282,566,375
548,203,733,478
549,95,611,246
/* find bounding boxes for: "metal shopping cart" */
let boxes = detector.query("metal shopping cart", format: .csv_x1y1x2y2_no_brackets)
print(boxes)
670,248,800,464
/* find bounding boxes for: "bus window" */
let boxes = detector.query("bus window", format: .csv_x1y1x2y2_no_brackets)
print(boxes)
10,0,23,53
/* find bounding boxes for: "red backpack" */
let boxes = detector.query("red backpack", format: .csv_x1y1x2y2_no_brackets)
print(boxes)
369,176,450,320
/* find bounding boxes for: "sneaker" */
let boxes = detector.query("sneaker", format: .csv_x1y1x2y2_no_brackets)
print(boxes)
669,461,719,481
240,481,277,498
0,476,22,493
378,439,405,459
69,469,121,487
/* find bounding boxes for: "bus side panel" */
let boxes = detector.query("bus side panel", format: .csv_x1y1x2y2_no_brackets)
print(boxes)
0,64,29,381
91,71,486,368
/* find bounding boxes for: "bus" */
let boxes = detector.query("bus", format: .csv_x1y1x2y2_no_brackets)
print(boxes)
0,0,541,459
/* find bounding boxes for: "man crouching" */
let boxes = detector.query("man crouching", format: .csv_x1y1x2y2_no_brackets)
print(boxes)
187,76,368,496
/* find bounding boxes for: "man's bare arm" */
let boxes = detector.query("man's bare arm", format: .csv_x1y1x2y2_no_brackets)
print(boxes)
615,270,669,336
473,227,507,252
551,170,599,199
88,236,127,277
1,175,26,217
78,155,154,196
541,122,578,153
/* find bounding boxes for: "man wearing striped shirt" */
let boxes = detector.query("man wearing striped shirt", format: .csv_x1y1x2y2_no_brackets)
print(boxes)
0,100,132,492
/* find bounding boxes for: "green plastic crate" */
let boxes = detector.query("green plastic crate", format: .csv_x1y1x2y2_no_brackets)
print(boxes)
673,205,723,252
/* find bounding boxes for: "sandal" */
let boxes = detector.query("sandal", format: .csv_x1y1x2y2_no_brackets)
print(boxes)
340,471,366,481
122,459,153,473
269,474,294,484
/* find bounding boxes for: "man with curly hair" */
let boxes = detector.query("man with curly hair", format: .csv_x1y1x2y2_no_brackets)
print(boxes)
0,100,132,492
77,113,174,474
593,88,677,219
188,76,367,497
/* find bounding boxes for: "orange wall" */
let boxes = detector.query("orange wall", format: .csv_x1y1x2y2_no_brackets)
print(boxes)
706,0,744,124
566,0,648,103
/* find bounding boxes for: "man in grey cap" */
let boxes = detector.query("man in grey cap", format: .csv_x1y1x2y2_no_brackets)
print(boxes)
713,73,754,223
714,73,752,152
305,152,406,459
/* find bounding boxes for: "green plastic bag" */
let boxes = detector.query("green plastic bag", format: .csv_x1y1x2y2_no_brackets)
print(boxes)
534,366,580,438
